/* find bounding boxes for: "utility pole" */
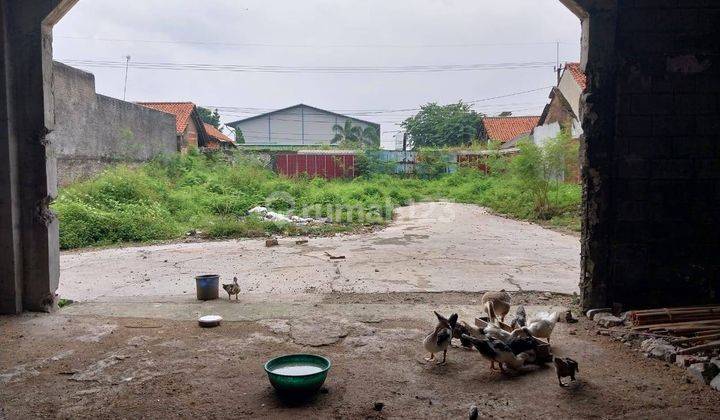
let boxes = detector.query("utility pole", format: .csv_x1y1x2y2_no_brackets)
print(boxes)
122,55,131,100
554,41,562,85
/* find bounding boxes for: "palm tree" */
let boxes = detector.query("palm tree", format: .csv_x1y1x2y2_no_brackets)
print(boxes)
331,120,362,145
361,126,380,149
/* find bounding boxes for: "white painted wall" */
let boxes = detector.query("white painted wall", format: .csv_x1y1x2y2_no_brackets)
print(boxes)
558,71,583,119
233,105,379,146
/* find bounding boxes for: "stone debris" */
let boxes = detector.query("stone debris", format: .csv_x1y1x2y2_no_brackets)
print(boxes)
249,206,326,225
685,362,720,385
594,313,624,328
640,338,676,363
586,308,612,320
675,355,708,368
265,238,279,248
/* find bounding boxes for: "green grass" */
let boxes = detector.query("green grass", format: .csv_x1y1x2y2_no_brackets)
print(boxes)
53,150,581,250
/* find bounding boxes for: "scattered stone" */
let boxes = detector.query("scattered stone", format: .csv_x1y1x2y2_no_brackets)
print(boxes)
586,308,612,320
568,328,577,335
594,313,624,328
373,402,384,412
686,363,720,385
265,239,279,248
295,239,308,245
640,338,676,363
676,355,709,368
710,374,720,391
564,310,579,324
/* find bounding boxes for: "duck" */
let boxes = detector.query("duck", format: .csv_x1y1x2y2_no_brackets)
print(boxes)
461,334,528,372
423,312,458,365
524,311,559,343
554,357,579,387
222,277,241,301
481,290,511,323
510,305,527,329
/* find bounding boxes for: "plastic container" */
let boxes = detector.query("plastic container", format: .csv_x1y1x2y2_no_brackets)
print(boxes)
264,354,331,396
195,274,220,300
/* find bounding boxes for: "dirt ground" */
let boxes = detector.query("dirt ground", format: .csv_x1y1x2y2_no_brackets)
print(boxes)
58,203,580,301
2,292,720,419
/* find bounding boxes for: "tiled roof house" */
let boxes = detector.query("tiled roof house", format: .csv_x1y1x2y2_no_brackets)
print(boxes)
203,123,236,150
137,102,210,152
480,115,541,143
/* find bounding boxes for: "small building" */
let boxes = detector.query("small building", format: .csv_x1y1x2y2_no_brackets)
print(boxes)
533,62,587,146
203,123,236,150
479,115,541,147
137,102,210,152
225,104,380,147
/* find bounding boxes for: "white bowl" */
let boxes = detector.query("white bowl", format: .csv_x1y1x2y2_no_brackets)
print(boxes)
198,315,223,328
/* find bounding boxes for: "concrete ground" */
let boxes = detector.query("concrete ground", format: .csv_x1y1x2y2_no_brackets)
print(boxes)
6,203,717,418
2,293,720,419
58,203,580,302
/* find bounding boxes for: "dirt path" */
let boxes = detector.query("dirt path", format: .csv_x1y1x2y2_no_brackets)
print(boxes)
2,293,719,419
58,202,580,302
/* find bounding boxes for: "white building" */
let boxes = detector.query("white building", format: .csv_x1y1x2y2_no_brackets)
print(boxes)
226,104,380,147
532,62,586,146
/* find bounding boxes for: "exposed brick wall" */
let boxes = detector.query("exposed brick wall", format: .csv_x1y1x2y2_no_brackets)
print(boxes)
597,1,720,308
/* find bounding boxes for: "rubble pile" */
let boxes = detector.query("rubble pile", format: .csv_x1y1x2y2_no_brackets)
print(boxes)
588,305,720,391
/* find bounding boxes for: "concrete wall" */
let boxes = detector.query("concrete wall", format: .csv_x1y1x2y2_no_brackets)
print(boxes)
234,105,379,146
49,62,176,186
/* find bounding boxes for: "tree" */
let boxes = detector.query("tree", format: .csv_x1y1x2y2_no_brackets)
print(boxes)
331,120,362,145
197,106,221,128
401,101,481,149
360,126,380,149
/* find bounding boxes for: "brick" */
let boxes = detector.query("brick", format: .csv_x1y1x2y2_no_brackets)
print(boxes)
615,158,650,179
631,94,674,115
696,116,720,135
651,159,694,179
653,116,696,136
617,116,653,137
674,94,718,115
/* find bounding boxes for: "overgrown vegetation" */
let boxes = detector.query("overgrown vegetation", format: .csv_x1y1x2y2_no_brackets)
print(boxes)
402,101,482,148
55,134,580,250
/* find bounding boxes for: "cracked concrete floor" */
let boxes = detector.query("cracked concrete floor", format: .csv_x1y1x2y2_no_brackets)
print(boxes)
2,293,720,419
58,203,580,302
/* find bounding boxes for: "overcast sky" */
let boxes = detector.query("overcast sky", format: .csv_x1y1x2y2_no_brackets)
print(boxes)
53,0,581,145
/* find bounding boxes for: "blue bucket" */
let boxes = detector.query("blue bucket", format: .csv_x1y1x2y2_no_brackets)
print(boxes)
195,274,220,301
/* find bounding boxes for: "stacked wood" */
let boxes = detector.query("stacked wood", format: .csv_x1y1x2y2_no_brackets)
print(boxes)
630,305,720,350
630,305,720,326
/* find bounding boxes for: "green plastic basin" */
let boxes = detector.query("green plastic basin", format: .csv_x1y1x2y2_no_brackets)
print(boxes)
264,354,331,395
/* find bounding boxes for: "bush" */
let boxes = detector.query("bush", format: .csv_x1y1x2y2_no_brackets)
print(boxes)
55,143,581,250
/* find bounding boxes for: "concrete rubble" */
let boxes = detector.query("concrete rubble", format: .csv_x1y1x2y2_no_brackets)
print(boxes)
248,206,327,225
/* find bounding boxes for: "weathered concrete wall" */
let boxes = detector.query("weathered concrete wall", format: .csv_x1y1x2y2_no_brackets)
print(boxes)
50,61,176,186
579,1,720,309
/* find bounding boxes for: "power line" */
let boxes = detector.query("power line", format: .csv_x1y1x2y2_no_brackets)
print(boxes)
200,86,553,118
56,35,580,49
59,59,557,74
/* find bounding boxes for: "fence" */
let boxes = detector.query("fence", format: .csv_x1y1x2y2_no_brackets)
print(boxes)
272,150,514,180
367,150,458,175
274,154,355,179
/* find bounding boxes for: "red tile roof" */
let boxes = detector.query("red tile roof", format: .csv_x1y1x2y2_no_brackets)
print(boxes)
203,123,233,143
137,102,195,134
482,116,540,142
565,62,587,90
